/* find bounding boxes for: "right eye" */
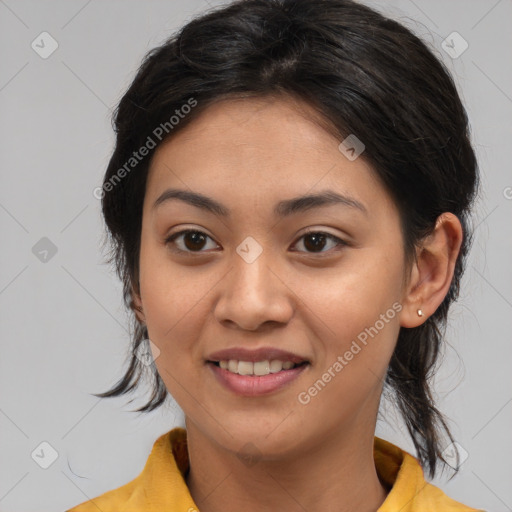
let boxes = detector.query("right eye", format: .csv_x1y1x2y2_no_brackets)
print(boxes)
165,229,219,254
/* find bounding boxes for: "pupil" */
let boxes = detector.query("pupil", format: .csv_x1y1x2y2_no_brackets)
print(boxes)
304,233,326,252
185,231,206,251
183,232,327,252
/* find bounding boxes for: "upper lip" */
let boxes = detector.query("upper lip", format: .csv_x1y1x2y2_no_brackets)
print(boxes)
206,347,309,364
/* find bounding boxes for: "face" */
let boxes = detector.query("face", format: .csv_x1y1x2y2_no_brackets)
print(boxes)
135,95,409,458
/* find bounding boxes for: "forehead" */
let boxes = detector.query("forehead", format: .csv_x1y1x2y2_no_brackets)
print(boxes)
152,96,340,167
145,96,395,222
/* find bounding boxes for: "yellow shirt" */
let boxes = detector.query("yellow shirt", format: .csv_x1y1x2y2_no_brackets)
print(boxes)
66,427,484,512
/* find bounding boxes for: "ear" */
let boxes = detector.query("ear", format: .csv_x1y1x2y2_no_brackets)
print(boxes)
399,212,463,328
131,287,146,325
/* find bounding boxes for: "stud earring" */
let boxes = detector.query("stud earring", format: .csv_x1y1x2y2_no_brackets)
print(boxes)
417,309,423,317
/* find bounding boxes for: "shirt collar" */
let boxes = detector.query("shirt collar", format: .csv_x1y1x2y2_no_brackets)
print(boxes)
131,427,467,512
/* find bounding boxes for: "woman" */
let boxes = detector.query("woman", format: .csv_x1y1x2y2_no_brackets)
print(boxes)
67,0,484,510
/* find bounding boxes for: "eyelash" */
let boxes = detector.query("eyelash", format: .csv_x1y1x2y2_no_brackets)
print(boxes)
164,229,348,256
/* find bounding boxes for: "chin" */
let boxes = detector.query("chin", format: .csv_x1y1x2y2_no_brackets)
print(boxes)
223,422,306,460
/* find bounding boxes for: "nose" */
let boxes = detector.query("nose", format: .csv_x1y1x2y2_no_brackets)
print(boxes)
213,247,294,332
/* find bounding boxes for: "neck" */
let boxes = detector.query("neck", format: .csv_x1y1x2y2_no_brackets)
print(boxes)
185,420,389,512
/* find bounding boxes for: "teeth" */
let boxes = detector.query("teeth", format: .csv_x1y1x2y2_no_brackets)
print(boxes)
269,360,284,373
238,361,253,375
254,360,269,376
217,359,300,376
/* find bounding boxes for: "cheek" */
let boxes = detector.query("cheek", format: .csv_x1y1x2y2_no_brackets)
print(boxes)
296,272,401,427
139,257,211,413
299,246,402,325
296,248,403,379
138,227,403,412
138,242,211,364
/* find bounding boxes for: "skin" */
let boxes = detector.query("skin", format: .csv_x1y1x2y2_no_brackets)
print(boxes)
132,95,463,512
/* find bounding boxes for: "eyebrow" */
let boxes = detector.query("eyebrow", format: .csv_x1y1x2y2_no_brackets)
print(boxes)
152,188,368,217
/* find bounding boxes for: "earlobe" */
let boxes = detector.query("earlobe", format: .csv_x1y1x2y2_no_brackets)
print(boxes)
131,289,146,325
399,260,424,328
399,213,463,328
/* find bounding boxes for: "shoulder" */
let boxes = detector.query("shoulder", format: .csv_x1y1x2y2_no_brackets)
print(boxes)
374,436,486,512
65,479,137,511
411,480,486,512
65,428,189,512
65,464,147,512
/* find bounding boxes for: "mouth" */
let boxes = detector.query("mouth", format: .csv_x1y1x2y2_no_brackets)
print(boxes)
207,359,310,396
207,359,309,376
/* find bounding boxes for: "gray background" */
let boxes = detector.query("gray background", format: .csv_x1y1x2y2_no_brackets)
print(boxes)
0,0,511,510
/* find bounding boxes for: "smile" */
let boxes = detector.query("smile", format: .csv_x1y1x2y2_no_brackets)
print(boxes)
207,360,309,396
212,359,304,376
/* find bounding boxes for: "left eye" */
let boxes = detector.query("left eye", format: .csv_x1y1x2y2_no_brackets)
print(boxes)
292,230,347,254
165,230,219,253
165,229,347,255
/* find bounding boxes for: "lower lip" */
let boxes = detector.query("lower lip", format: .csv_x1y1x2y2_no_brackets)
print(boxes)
207,362,309,396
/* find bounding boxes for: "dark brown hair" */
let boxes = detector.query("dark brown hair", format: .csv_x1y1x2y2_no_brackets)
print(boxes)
93,0,479,480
